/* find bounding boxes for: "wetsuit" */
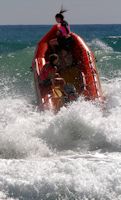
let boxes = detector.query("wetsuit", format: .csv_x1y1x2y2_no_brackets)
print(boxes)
57,21,73,51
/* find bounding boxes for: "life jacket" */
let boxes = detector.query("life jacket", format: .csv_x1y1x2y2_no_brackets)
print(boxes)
58,20,70,38
40,63,57,81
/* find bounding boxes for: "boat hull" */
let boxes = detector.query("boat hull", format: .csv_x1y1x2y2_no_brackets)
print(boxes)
32,25,104,112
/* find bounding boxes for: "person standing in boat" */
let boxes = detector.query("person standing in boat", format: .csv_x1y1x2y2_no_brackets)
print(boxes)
49,9,73,52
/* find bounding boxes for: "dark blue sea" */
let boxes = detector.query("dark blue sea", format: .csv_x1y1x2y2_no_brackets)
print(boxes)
0,24,121,200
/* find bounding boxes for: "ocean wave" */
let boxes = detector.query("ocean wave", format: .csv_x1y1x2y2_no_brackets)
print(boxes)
0,75,121,160
0,154,121,200
108,36,121,39
0,41,34,54
91,39,113,52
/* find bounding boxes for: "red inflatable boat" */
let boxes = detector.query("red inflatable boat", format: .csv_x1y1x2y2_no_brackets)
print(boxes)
32,25,104,112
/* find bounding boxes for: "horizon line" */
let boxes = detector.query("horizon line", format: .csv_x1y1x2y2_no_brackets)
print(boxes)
0,23,121,26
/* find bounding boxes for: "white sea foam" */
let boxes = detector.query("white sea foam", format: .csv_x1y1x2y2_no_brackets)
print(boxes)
0,75,121,199
108,36,121,39
0,76,121,159
0,154,121,200
91,39,113,52
1,24,121,199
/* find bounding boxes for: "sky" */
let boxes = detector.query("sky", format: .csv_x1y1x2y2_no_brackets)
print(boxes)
0,0,121,25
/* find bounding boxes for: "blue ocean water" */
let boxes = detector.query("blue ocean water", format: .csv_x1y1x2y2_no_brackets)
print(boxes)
0,24,121,200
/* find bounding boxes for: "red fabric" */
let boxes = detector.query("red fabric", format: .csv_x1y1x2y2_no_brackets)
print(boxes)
58,24,70,37
40,64,57,81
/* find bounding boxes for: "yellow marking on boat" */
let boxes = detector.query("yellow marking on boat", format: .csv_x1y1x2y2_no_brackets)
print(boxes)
52,87,63,98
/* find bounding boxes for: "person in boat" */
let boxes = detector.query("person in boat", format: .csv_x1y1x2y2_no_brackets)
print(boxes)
39,54,58,87
49,9,73,52
39,53,78,102
52,73,78,102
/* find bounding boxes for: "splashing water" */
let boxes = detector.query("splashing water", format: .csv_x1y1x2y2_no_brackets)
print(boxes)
0,75,121,199
0,24,121,199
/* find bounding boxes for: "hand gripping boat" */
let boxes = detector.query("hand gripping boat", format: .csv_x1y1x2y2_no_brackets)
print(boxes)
32,25,104,112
